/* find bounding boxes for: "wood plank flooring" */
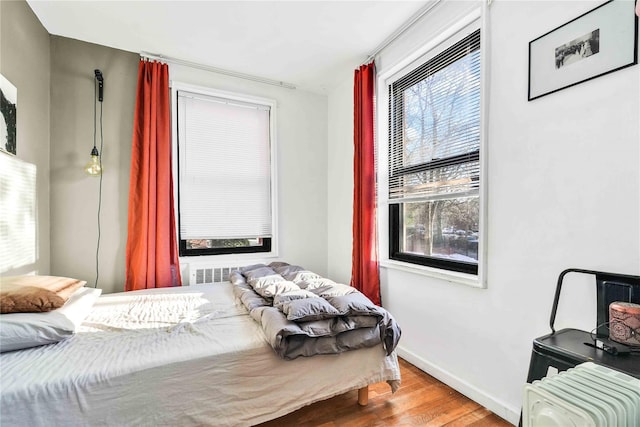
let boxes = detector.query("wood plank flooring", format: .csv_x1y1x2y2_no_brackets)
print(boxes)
256,358,513,427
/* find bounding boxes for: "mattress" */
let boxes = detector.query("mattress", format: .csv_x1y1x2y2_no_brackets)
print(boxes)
0,283,400,426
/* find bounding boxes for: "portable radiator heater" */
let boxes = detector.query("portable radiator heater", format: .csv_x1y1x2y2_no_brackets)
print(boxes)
523,362,640,427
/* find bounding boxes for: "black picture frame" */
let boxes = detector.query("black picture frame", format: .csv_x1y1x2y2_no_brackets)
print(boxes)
528,0,638,101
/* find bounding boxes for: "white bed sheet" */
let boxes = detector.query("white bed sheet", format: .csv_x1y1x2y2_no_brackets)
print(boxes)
0,283,400,426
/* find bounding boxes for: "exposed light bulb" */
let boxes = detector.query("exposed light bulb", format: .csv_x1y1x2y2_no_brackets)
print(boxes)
84,147,103,177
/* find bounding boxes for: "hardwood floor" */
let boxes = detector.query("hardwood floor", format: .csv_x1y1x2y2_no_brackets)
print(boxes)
257,358,513,427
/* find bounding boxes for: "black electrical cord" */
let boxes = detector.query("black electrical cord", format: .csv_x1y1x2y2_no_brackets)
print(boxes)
93,75,104,289
586,322,640,355
588,323,608,341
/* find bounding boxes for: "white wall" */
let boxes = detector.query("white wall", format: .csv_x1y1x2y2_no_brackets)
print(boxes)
171,65,329,278
327,1,640,424
327,76,354,285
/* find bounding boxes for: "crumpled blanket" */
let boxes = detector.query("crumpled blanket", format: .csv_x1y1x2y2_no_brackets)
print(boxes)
230,262,401,360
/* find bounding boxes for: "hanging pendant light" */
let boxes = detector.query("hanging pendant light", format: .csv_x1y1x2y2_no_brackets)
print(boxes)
84,146,102,176
86,69,105,289
85,69,104,177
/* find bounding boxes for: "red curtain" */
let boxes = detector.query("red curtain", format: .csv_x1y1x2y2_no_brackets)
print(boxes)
125,60,181,291
351,61,380,306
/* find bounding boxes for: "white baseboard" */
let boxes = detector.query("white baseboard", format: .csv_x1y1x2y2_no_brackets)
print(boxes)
396,345,520,425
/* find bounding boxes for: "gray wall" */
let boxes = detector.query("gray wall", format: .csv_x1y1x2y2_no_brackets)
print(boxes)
3,2,328,293
47,39,330,293
0,0,51,275
49,37,138,293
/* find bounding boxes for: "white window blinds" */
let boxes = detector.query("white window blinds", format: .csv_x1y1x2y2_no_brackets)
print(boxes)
177,91,272,240
388,29,481,203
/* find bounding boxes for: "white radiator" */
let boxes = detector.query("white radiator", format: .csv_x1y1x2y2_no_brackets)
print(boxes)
186,265,241,285
523,362,640,427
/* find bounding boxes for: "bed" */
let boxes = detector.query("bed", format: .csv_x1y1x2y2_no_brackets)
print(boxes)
0,276,400,426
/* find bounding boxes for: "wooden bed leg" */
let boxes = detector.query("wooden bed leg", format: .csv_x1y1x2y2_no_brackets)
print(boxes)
358,386,369,406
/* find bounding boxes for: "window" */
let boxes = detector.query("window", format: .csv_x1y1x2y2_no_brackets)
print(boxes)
387,28,481,275
175,88,275,257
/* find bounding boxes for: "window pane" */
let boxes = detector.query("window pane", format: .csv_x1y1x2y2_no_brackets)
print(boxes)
401,50,480,169
186,238,264,250
400,197,479,264
178,91,272,241
387,27,482,274
388,29,481,204
176,88,276,257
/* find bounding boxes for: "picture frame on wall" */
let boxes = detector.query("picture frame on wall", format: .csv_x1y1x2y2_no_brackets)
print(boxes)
0,73,17,155
528,0,638,101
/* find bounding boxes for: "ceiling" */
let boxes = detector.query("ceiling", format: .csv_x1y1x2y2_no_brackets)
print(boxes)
26,0,428,94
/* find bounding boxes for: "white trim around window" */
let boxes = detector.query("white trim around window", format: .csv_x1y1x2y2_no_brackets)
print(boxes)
170,81,279,263
376,7,488,288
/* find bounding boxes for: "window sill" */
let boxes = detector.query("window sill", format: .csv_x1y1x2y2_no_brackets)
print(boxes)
380,259,484,288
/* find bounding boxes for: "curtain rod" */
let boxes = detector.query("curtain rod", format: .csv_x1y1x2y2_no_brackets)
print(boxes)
361,0,442,65
140,52,297,90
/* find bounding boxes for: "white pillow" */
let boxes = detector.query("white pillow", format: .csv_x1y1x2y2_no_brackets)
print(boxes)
0,286,102,353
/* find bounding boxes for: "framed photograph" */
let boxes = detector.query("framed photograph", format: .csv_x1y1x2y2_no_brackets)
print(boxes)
0,74,17,155
528,0,638,101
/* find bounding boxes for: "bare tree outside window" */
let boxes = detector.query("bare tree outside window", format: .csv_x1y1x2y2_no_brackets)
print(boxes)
400,50,480,263
388,28,481,274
